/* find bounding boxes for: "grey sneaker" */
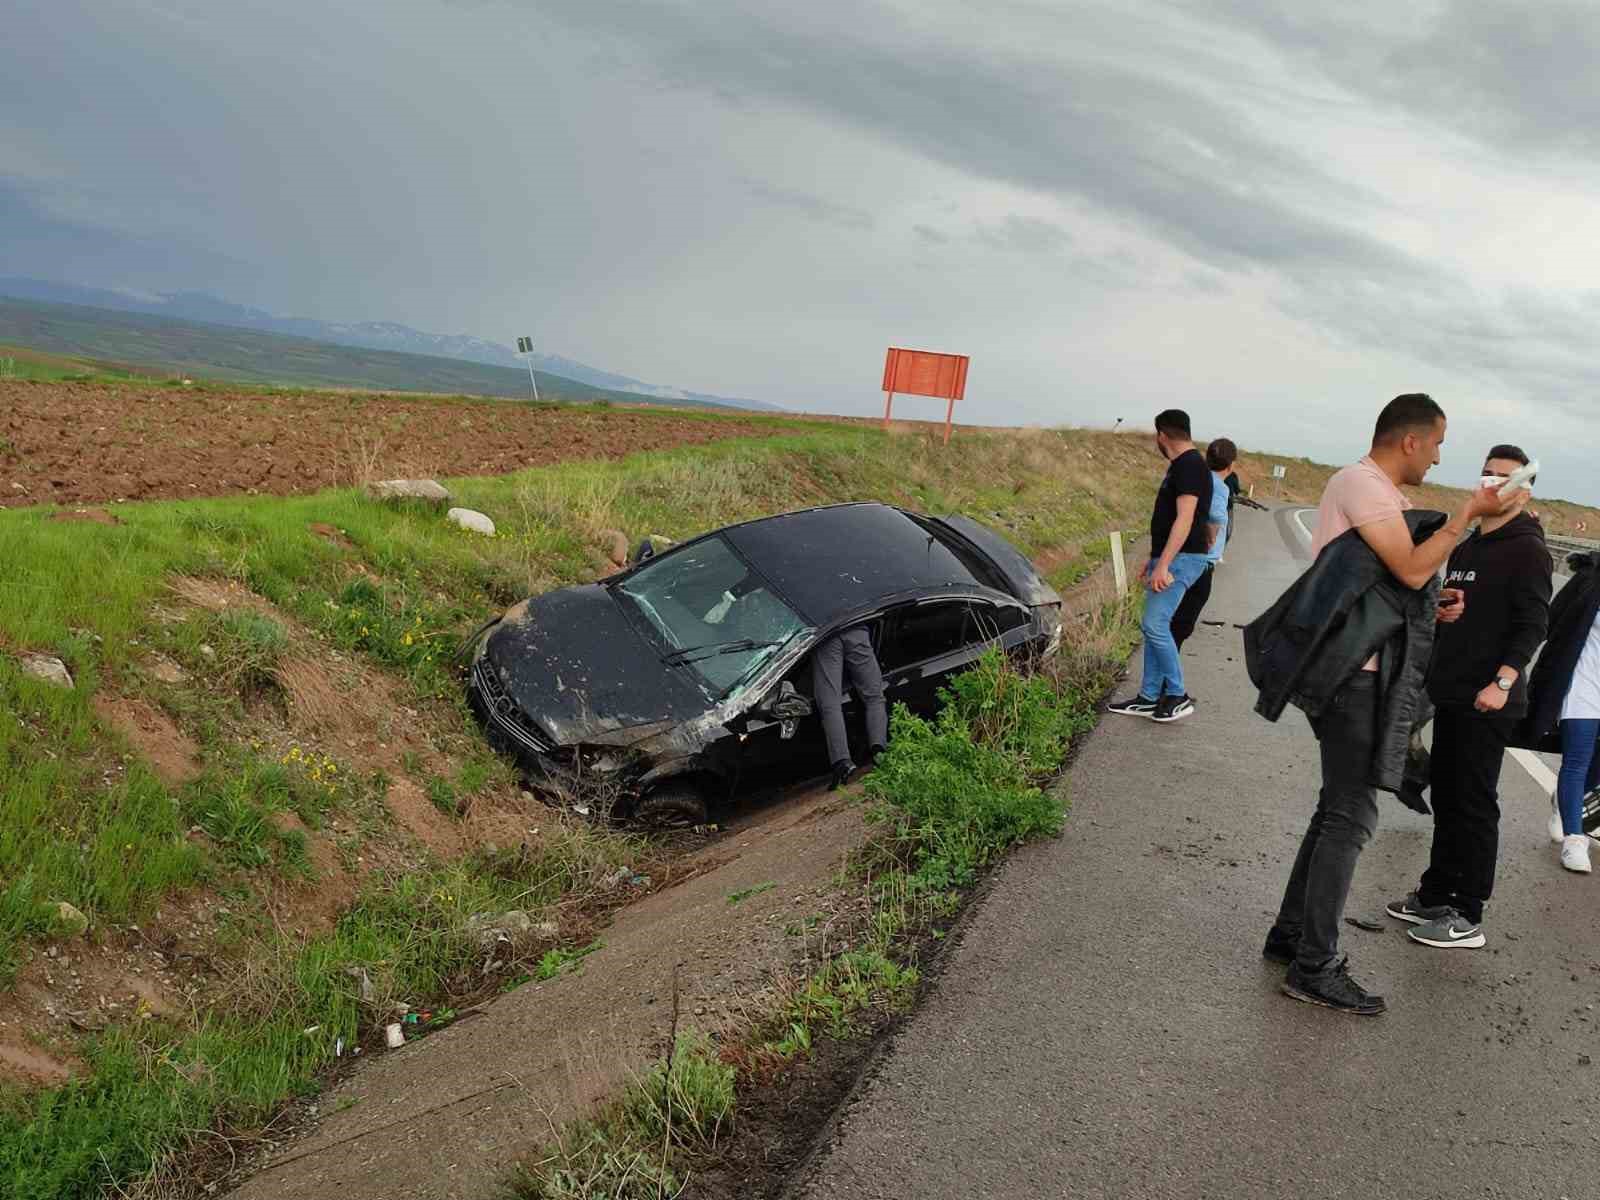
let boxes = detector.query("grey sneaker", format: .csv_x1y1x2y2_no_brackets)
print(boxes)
1384,891,1455,925
1406,911,1485,949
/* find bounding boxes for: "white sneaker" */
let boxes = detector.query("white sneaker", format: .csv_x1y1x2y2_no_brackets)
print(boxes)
1561,835,1592,874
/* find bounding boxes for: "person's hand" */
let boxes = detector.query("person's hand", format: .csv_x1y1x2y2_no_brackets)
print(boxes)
1151,563,1175,592
1464,481,1515,521
1474,681,1509,713
1436,587,1465,624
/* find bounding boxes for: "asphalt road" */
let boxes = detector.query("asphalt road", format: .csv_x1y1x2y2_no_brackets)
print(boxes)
793,504,1600,1200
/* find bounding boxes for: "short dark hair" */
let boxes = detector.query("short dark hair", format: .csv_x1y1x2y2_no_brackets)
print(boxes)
1485,443,1534,485
1372,393,1445,445
1205,437,1237,471
1484,444,1529,468
1155,409,1191,439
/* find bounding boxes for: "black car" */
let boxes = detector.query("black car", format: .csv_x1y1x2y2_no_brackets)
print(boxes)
465,502,1062,824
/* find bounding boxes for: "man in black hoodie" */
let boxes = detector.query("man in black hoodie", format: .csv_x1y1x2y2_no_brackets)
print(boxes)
1386,446,1552,949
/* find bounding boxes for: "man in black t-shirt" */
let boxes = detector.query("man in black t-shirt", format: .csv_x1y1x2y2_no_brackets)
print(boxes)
1107,409,1214,723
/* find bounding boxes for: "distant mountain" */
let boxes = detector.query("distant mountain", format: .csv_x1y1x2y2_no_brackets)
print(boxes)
0,278,783,411
0,295,745,410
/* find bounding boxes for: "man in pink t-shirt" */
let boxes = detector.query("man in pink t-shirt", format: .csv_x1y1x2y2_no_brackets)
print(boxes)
1266,394,1509,1016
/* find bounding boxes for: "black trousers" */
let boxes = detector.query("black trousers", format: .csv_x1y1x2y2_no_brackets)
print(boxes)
1417,706,1515,924
1170,564,1215,650
1272,672,1381,971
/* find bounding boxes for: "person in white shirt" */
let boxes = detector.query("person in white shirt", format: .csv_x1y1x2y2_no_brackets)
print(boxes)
1524,552,1600,872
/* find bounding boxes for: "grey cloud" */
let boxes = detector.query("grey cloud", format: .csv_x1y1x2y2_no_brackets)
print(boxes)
743,180,875,229
532,2,1600,416
974,216,1074,255
533,2,1403,276
912,224,951,245
1198,1,1600,156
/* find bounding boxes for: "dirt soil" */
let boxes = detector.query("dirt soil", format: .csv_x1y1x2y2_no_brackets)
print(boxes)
223,788,868,1200
0,381,779,509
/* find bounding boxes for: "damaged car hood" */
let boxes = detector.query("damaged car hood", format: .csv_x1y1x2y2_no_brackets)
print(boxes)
481,586,709,746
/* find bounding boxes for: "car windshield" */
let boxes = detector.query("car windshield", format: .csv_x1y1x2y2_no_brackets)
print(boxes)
615,535,807,695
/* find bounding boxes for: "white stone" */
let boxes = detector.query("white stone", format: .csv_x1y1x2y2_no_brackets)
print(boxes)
20,653,73,689
446,507,496,536
366,479,451,505
52,901,89,938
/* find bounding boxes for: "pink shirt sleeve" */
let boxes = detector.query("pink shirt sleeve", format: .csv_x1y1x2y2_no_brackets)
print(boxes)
1311,461,1409,558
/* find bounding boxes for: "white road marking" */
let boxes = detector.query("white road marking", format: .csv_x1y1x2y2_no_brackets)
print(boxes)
1291,507,1316,546
1509,747,1558,795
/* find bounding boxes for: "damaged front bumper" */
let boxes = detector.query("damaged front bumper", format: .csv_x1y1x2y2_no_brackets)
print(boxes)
465,655,663,811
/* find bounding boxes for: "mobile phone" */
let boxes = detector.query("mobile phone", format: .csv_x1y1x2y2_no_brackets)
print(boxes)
1497,460,1538,496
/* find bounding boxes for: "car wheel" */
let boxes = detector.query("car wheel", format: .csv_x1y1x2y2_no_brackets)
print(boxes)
633,783,709,829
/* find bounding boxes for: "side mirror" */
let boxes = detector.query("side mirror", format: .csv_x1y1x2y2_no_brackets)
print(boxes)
765,680,814,721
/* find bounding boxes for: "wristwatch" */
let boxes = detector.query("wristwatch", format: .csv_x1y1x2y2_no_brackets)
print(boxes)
1494,676,1513,692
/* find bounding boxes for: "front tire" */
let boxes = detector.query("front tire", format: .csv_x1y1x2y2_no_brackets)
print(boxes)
633,782,709,829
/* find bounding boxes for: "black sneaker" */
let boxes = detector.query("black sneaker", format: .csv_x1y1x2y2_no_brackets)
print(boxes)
1384,891,1455,926
1262,928,1298,965
1107,695,1160,719
1152,694,1195,723
1281,957,1386,1016
828,759,856,791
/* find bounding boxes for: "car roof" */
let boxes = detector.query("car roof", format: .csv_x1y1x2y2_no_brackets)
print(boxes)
721,502,1014,626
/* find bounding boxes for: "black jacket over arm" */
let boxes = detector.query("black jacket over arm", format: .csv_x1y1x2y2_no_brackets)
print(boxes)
1521,552,1600,751
1244,510,1446,798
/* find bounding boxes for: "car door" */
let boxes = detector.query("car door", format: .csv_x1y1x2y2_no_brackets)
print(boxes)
730,621,886,786
880,597,1031,715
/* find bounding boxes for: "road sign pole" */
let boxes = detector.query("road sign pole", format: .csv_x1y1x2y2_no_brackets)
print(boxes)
516,335,541,402
883,390,894,430
1110,531,1127,597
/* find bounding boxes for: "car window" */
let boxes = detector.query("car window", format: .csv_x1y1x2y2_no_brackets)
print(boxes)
615,535,807,695
881,600,1027,671
883,601,976,670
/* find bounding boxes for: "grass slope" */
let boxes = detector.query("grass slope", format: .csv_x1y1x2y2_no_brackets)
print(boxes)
0,418,1160,1199
0,298,741,409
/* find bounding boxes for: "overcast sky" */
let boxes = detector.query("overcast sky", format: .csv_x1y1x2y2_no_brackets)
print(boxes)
4,1,1598,501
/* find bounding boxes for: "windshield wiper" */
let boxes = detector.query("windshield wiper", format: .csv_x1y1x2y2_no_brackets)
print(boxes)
662,638,782,666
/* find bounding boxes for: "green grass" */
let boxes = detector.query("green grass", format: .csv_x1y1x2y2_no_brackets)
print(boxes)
726,881,776,906
511,1032,735,1200
0,826,643,1200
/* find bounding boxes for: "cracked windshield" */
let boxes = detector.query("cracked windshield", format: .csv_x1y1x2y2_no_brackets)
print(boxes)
616,536,806,695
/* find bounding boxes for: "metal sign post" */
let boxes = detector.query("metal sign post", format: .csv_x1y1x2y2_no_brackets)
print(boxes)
515,336,541,402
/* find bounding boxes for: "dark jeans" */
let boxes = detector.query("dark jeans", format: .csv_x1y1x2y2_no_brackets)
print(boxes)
1272,673,1380,972
1416,706,1514,924
812,626,887,769
1170,564,1215,650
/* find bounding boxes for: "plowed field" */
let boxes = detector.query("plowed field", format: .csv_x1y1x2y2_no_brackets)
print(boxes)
0,381,779,508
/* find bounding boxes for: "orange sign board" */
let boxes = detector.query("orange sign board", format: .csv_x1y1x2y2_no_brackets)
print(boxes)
881,347,970,444
882,347,969,400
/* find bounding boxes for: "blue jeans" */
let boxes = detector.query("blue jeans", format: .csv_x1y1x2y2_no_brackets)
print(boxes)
1557,719,1600,836
1138,552,1210,700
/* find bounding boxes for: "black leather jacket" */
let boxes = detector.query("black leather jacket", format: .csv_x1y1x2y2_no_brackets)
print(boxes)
1521,552,1600,752
1244,510,1446,799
